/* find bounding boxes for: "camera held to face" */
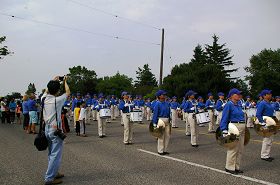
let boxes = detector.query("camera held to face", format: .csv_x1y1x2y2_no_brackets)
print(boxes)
54,129,67,140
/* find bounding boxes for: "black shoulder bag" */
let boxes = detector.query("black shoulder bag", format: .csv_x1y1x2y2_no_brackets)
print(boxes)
34,97,49,151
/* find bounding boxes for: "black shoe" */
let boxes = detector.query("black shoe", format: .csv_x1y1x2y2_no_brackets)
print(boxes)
158,152,165,155
124,143,129,145
269,157,275,160
261,158,273,162
235,169,244,174
225,168,238,174
102,135,106,138
99,136,104,138
163,152,169,155
191,145,199,147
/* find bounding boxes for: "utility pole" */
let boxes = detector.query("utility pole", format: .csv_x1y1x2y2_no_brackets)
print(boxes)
159,28,164,86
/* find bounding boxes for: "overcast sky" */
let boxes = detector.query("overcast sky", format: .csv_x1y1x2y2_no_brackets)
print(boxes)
0,0,279,95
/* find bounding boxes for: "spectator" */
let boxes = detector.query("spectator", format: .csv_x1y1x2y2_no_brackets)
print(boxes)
9,98,17,124
22,95,29,130
42,76,70,185
1,98,9,124
27,93,38,134
16,100,22,125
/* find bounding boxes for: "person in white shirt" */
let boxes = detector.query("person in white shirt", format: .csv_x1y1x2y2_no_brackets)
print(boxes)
42,76,70,185
79,102,87,137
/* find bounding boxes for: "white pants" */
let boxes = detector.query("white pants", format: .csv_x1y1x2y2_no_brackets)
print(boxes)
215,111,222,127
157,118,170,153
187,113,198,145
275,111,280,121
246,115,254,128
185,113,190,135
92,109,97,121
85,107,92,124
110,105,116,120
182,111,186,121
226,123,245,171
171,109,178,127
261,137,273,159
209,110,215,131
79,120,86,134
97,113,106,136
146,107,152,121
123,113,133,143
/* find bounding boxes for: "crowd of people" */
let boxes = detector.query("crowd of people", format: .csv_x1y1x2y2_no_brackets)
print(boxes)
1,78,280,184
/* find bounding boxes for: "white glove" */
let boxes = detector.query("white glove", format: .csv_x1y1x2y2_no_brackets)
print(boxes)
260,122,266,126
95,105,99,109
135,106,139,109
222,103,226,108
176,108,181,111
222,130,228,137
190,107,195,111
124,103,129,107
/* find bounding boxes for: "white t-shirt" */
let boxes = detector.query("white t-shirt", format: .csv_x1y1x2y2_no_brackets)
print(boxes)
42,93,67,128
79,107,86,121
1,101,6,111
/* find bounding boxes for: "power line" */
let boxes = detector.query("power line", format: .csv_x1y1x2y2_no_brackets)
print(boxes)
0,12,160,46
67,0,161,31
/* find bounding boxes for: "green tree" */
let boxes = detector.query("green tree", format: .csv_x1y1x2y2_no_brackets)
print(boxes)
67,66,98,95
134,64,157,95
245,49,280,96
163,41,235,99
96,72,133,96
205,34,237,79
0,36,12,60
26,83,36,95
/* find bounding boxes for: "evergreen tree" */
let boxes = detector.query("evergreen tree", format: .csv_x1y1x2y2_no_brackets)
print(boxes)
205,34,237,79
0,36,12,61
134,64,157,95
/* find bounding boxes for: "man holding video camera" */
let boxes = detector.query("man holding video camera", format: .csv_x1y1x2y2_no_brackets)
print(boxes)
42,76,70,185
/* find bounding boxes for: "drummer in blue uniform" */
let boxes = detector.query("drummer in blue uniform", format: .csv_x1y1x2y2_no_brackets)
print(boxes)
95,93,110,138
183,90,199,147
152,90,171,155
205,92,216,133
119,92,135,145
145,98,152,121
170,96,180,128
220,88,245,174
85,93,92,124
275,96,280,120
215,92,226,126
197,96,206,127
91,94,98,121
256,89,275,162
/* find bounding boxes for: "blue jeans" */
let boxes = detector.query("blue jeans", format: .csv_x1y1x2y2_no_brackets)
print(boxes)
44,125,63,182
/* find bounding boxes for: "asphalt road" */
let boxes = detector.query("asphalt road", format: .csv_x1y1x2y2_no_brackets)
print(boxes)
0,117,279,185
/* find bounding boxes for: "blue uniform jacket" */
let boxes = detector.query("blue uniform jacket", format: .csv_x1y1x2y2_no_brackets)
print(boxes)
256,100,274,123
183,100,196,113
197,102,205,109
220,101,245,131
96,100,110,111
119,100,135,113
215,99,224,112
274,102,280,111
71,98,83,111
205,99,215,109
170,102,180,110
152,101,170,124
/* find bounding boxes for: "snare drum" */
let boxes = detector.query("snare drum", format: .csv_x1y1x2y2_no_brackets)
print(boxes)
99,108,111,118
196,112,210,124
130,109,143,122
